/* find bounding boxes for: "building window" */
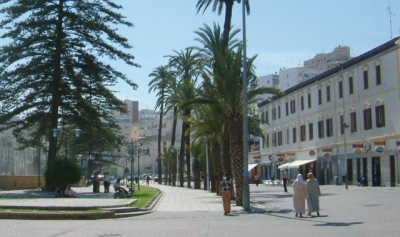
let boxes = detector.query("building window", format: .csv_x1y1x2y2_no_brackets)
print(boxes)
260,112,265,124
375,105,385,128
265,134,270,148
340,115,344,135
307,93,312,108
292,127,297,143
326,118,333,137
290,99,296,114
363,108,372,130
309,123,314,140
318,120,324,138
349,76,354,95
272,132,276,147
363,70,369,90
338,81,343,98
300,96,304,111
318,89,322,105
272,107,276,121
265,111,269,124
278,105,281,119
278,131,282,146
350,111,357,133
286,129,290,144
285,102,289,116
326,85,331,102
300,124,306,142
376,65,381,85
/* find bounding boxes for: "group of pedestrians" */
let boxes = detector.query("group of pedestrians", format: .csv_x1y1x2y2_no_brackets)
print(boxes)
292,172,321,217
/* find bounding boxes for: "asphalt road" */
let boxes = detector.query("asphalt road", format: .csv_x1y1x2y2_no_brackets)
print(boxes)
0,183,399,237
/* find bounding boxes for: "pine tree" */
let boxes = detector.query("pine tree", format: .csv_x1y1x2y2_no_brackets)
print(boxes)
0,0,139,190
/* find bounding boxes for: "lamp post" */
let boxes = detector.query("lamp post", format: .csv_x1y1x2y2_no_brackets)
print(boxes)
126,136,145,192
337,62,348,189
242,0,250,211
52,127,82,159
137,136,145,190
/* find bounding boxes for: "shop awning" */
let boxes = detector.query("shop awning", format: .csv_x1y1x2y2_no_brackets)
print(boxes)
248,163,258,171
278,159,316,169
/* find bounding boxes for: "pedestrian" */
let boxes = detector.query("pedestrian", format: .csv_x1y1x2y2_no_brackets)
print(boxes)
54,184,63,198
254,174,260,186
292,174,306,217
306,172,321,217
103,172,110,193
220,172,232,216
282,168,288,192
64,184,78,198
146,175,150,186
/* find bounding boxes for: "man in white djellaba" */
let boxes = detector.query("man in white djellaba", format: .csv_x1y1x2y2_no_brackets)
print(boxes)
306,172,321,216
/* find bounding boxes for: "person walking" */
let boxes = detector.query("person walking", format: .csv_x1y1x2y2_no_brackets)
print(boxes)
103,172,110,193
292,174,306,217
254,174,260,186
282,168,288,192
146,175,150,186
220,172,232,216
306,172,321,217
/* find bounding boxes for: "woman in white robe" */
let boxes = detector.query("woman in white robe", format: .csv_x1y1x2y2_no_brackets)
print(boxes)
292,174,306,217
306,172,321,216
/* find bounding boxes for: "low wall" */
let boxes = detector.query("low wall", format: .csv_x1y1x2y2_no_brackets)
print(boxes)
0,176,85,190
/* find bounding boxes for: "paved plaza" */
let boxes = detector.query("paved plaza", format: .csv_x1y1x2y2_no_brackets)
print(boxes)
0,182,399,237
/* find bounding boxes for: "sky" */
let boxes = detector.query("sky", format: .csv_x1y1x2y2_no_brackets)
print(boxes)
112,0,400,110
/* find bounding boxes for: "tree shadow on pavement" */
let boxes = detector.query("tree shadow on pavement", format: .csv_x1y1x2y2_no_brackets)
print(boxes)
314,221,364,227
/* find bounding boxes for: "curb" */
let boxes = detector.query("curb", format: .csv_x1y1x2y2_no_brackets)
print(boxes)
0,189,163,220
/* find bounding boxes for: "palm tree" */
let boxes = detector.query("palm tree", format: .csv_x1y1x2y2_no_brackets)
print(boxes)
196,0,250,54
166,48,203,188
148,66,174,184
202,46,282,205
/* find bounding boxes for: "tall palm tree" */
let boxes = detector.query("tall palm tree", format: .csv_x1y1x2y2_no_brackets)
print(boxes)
202,46,282,205
148,66,174,184
166,48,203,188
196,0,250,54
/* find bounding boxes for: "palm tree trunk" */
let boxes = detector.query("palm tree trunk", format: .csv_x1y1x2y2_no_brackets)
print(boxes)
222,125,232,175
229,112,244,206
170,106,178,186
157,96,164,185
221,0,235,54
211,139,222,194
178,122,186,187
193,157,200,189
185,119,191,188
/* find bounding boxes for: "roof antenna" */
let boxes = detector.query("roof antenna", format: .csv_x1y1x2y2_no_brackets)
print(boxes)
387,0,395,39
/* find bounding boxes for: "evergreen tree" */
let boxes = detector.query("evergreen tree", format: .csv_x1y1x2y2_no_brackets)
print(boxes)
0,0,139,190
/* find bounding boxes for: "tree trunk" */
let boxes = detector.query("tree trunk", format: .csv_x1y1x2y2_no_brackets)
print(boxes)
170,106,178,186
185,115,191,188
229,112,244,206
222,125,232,176
211,139,222,195
45,0,64,191
157,91,164,184
193,157,200,189
178,122,186,187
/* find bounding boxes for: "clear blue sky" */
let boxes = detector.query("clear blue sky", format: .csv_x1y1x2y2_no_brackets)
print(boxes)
14,1,400,111
114,0,400,110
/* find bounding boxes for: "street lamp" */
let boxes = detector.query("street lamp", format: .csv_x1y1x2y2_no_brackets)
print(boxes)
137,136,146,190
126,136,145,192
242,0,250,211
52,127,82,159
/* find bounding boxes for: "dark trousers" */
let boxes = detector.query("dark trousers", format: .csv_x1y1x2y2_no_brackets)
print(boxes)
283,178,288,192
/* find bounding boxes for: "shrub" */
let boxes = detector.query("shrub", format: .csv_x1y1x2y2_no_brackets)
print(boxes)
45,156,82,190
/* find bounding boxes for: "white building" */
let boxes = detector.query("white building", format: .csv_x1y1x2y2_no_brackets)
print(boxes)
258,37,400,187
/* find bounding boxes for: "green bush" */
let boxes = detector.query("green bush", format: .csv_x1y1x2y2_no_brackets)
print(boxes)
45,157,82,190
